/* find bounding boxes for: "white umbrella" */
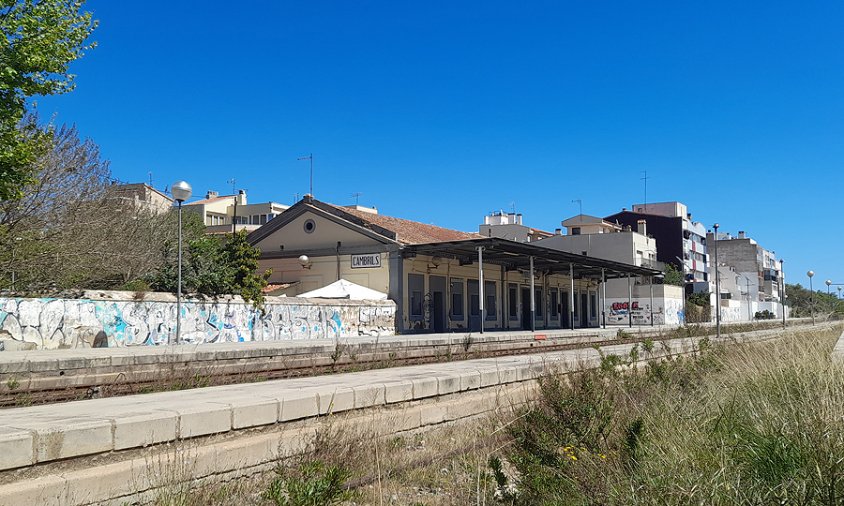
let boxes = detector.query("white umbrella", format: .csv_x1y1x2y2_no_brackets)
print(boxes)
298,279,388,300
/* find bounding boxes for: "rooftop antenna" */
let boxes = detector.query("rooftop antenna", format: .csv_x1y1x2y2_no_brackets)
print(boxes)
147,171,153,188
572,199,582,216
227,178,237,194
510,202,516,214
641,171,650,211
298,153,313,197
294,193,300,203
351,192,363,205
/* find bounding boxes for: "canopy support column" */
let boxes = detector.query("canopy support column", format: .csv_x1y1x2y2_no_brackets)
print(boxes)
601,268,607,329
649,276,655,326
569,263,575,330
627,273,633,328
478,246,484,334
529,256,536,332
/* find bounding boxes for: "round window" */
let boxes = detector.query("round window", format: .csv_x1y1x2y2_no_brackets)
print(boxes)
303,219,316,234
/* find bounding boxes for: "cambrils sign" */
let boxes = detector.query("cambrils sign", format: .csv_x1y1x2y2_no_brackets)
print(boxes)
351,253,382,269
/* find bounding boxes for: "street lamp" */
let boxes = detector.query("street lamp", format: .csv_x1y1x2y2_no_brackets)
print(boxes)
713,224,721,339
779,259,786,328
675,255,688,325
172,180,192,344
807,270,815,326
826,279,833,296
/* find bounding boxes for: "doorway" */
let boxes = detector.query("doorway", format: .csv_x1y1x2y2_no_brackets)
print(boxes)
429,275,447,333
521,287,531,330
562,292,570,329
580,293,589,328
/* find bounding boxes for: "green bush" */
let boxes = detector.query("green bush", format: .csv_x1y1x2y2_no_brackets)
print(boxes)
264,460,351,506
493,326,844,505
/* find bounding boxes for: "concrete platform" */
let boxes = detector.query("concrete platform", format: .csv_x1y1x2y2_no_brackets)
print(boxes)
0,321,834,506
0,321,821,473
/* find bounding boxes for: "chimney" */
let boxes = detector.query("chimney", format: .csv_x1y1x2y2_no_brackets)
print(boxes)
554,228,562,235
738,230,746,239
637,219,647,236
206,190,218,199
622,207,627,212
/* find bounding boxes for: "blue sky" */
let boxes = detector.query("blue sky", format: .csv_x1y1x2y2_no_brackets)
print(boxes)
36,1,844,290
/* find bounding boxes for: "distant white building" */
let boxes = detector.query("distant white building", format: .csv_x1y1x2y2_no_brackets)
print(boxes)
184,190,289,234
478,211,554,243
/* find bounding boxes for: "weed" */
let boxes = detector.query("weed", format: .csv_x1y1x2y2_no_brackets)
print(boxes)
6,376,19,390
462,334,474,353
264,460,351,506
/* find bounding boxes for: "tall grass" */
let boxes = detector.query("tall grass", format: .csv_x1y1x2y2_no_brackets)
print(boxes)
494,326,844,505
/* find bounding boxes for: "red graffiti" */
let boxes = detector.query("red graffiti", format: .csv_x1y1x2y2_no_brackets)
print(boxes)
611,302,640,311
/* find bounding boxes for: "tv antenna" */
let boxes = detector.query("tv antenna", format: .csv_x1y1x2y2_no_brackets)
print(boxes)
227,178,237,194
510,202,516,214
572,199,582,216
147,171,154,187
351,192,363,205
298,153,313,196
641,171,650,211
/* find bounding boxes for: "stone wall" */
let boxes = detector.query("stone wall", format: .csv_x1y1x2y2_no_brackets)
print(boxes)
0,292,396,350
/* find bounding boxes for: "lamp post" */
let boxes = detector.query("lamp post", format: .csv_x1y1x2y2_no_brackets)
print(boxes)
807,270,815,326
172,180,192,344
713,224,721,339
675,255,687,325
780,259,786,328
826,279,833,296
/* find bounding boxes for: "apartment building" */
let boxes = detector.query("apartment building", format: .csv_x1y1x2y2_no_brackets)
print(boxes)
184,190,289,234
605,201,709,292
112,183,173,214
709,230,781,303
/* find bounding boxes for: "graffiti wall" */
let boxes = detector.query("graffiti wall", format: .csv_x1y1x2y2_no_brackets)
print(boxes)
0,293,396,350
606,297,685,326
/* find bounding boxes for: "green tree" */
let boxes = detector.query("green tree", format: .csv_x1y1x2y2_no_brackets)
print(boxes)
147,227,270,308
1,0,97,200
662,262,685,287
224,230,271,309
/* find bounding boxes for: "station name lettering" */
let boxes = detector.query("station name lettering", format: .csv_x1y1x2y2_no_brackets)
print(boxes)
351,254,381,269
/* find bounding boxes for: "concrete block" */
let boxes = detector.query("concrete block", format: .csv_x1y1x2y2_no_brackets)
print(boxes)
232,398,279,429
55,357,89,371
353,384,386,409
420,404,448,426
477,368,500,387
0,473,66,506
437,374,461,395
0,427,34,470
411,377,438,399
27,359,59,373
176,403,232,438
31,418,113,462
279,392,319,422
497,366,519,384
384,381,413,403
317,388,355,415
459,371,481,391
0,359,29,375
113,411,178,450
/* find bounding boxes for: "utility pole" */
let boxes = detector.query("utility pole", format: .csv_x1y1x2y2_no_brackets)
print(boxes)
228,178,238,234
713,223,721,339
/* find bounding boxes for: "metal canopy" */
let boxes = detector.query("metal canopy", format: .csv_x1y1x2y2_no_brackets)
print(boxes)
403,238,662,280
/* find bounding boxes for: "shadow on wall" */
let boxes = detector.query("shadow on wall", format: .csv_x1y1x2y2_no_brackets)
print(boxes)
0,296,396,351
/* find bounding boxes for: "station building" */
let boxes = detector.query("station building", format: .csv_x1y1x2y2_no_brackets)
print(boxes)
248,197,659,334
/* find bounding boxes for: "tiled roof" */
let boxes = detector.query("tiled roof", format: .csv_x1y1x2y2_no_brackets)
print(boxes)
331,205,482,245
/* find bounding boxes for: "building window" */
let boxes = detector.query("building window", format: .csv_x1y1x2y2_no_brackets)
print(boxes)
408,274,424,320
468,280,480,317
535,288,544,318
450,278,464,320
260,214,268,225
571,227,581,236
485,281,496,320
550,289,558,318
303,219,316,234
508,283,518,320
